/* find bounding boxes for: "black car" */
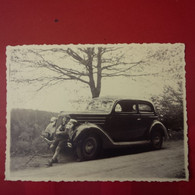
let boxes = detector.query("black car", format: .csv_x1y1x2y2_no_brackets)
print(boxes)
57,97,168,161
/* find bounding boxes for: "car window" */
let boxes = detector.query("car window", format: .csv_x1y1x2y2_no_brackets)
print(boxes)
115,104,122,112
138,104,152,113
86,99,114,112
115,101,137,113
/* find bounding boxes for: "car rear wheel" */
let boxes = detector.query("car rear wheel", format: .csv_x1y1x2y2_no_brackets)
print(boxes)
76,135,101,161
151,130,163,149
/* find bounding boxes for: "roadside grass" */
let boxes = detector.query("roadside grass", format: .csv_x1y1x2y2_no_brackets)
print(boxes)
10,154,52,171
10,149,74,171
168,129,184,140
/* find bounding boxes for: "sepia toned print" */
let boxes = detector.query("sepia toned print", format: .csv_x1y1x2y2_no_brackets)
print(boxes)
5,43,188,181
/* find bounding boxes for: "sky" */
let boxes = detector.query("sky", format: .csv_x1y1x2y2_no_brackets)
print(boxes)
6,43,185,112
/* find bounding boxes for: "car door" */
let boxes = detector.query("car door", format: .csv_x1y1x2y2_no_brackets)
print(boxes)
108,100,141,142
137,102,158,138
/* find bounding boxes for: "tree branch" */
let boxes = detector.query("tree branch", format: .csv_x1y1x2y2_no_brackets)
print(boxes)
102,72,160,77
101,60,144,71
67,48,88,65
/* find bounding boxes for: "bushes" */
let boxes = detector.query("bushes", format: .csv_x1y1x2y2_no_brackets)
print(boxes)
10,109,57,156
151,82,184,132
169,129,184,140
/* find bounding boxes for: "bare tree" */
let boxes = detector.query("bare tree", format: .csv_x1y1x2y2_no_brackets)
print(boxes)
9,45,183,98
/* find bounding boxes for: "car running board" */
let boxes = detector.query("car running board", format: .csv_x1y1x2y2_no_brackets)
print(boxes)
112,140,151,146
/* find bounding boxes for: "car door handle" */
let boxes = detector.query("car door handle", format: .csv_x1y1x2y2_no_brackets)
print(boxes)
137,118,141,121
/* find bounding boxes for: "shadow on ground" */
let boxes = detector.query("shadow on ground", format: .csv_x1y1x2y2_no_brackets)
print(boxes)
99,144,168,160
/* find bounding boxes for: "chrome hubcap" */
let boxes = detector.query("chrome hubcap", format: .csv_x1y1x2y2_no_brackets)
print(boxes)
85,141,95,154
153,136,160,145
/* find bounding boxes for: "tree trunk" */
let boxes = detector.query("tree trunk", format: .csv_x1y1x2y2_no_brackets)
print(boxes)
95,47,102,98
86,48,101,98
90,86,100,98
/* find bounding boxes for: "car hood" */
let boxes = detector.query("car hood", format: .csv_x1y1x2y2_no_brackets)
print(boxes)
59,110,110,116
59,110,110,126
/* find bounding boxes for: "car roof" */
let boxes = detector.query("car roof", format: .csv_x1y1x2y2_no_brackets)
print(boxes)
93,96,153,104
58,96,155,116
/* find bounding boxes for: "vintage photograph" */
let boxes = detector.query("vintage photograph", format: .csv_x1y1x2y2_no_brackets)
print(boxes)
5,43,188,181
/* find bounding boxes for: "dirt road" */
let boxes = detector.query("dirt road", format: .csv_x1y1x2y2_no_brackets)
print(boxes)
7,140,187,181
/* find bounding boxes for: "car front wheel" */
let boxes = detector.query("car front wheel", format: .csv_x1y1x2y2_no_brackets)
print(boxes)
76,135,101,161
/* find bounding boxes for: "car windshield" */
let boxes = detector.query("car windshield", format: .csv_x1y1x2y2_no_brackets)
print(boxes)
85,99,114,113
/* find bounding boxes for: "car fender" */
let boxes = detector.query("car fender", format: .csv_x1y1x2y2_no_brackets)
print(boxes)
72,122,114,148
149,120,169,139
